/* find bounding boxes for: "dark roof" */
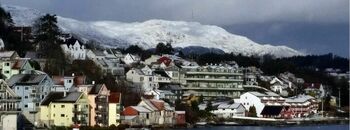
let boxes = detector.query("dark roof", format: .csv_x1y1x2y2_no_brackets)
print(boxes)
41,92,82,106
153,70,170,78
64,38,83,46
260,106,283,116
25,51,39,59
92,50,105,56
7,74,47,86
89,84,104,94
41,92,64,105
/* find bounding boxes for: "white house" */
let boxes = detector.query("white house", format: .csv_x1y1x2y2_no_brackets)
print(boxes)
61,39,86,60
126,66,158,93
237,91,285,118
0,38,4,50
211,102,246,118
123,53,140,65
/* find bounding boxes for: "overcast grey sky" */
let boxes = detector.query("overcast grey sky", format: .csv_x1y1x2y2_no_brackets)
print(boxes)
1,0,349,57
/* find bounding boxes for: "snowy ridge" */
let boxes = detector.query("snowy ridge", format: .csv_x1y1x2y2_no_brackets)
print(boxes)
3,5,304,57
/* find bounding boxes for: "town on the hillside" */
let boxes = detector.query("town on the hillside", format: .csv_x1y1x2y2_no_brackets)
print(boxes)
0,10,349,130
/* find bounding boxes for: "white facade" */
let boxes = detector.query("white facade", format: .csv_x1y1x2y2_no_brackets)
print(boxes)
123,53,140,65
211,103,246,118
126,66,158,92
61,40,86,60
237,91,285,117
0,114,18,130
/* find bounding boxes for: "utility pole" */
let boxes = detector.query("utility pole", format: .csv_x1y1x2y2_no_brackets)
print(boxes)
338,87,341,108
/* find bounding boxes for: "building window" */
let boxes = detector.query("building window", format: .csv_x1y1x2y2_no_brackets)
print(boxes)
53,105,56,108
25,87,29,90
24,96,28,99
53,114,55,117
5,63,9,66
4,71,9,74
61,114,65,117
68,80,72,83
149,77,152,81
146,113,149,119
24,105,28,108
61,105,65,108
140,77,144,81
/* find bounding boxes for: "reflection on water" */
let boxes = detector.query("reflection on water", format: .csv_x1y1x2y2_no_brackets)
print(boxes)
173,124,349,130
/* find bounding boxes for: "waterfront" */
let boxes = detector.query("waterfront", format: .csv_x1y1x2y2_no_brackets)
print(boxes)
173,124,349,130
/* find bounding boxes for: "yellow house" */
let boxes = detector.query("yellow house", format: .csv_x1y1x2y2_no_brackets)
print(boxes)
108,92,121,126
39,92,89,127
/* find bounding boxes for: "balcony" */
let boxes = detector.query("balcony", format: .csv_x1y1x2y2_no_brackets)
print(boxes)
186,71,243,76
0,97,21,102
95,97,108,103
185,77,243,82
0,108,21,113
95,107,108,113
73,108,88,114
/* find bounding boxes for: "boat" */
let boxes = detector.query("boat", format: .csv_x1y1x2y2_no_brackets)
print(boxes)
223,121,239,126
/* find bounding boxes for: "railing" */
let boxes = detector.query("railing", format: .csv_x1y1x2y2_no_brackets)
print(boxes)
185,78,243,82
0,97,21,100
0,108,21,112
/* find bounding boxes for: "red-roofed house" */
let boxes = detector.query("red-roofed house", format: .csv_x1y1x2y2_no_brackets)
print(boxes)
121,98,181,127
2,59,34,80
157,56,172,67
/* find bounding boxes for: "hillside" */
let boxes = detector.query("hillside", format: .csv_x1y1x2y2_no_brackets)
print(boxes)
4,5,304,57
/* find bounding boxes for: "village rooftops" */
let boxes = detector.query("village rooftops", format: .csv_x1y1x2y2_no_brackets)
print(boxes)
285,95,315,103
64,38,84,46
131,106,152,113
41,92,83,105
92,50,106,57
0,51,18,59
7,74,47,86
88,84,104,94
52,75,86,86
248,91,280,97
216,103,242,109
11,59,28,69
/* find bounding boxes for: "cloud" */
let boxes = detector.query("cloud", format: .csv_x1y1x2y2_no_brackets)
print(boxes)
0,0,348,25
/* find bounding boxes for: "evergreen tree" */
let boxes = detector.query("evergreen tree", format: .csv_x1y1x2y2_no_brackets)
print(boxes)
205,100,214,112
34,14,66,75
124,45,143,54
248,106,257,117
0,6,13,37
155,42,173,55
191,100,199,112
34,14,61,56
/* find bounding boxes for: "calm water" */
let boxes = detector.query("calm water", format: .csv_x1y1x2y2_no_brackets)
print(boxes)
173,124,349,130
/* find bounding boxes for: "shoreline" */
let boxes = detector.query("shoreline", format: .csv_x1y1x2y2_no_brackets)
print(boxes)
145,118,349,129
188,117,349,128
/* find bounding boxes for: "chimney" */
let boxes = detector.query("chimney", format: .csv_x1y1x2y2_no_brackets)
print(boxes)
72,73,75,77
63,90,67,97
92,81,95,85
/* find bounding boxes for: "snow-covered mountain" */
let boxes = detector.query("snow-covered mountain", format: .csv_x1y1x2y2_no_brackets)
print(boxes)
3,5,304,57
